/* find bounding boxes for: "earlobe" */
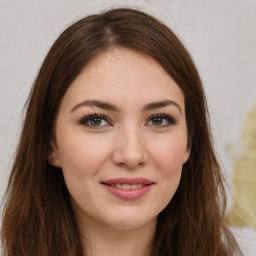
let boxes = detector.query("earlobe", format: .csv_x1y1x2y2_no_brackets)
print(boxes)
48,141,61,167
183,148,191,164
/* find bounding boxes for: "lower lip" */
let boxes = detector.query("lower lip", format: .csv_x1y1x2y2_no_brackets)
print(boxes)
102,184,152,200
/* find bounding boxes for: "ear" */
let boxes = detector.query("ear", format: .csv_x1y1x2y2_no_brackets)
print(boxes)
183,146,191,164
48,141,61,168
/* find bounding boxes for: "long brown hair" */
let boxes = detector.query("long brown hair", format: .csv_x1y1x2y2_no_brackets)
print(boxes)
1,8,242,256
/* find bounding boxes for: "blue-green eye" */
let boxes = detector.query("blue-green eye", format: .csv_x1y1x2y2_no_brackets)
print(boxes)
147,114,177,127
79,114,110,128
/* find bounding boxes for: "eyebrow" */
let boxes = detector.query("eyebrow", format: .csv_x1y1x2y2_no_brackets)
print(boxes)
143,100,182,114
71,99,182,114
71,100,120,113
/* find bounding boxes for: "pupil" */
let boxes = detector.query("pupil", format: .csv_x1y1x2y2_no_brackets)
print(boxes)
91,118,101,126
152,117,162,126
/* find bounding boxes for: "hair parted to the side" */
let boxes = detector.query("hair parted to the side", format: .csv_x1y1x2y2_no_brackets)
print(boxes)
1,8,242,256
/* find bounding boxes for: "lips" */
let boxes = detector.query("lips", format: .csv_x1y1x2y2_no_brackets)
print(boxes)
101,178,154,200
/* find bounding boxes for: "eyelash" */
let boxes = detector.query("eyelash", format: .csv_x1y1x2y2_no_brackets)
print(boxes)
147,113,177,127
79,113,177,129
79,114,110,129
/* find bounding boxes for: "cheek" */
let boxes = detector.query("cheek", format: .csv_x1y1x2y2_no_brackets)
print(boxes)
149,136,186,202
57,134,111,178
150,136,187,174
57,135,113,204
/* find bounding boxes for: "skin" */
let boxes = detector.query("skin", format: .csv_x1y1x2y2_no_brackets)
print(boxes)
50,48,190,256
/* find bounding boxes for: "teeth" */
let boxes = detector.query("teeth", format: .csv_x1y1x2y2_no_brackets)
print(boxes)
130,184,138,189
122,184,130,190
116,184,123,189
110,184,145,190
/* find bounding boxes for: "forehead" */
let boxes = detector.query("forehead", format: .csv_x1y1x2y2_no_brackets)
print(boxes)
62,48,185,110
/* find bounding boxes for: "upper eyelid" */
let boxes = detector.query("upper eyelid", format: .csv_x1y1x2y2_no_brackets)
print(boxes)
81,114,109,119
79,114,111,124
147,113,175,120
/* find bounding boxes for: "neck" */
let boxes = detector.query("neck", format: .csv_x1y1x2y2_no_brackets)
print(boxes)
77,213,156,256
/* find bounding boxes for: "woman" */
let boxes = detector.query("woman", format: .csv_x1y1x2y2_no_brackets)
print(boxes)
1,8,242,256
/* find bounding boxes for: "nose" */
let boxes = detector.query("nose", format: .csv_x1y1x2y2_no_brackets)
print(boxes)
111,125,149,169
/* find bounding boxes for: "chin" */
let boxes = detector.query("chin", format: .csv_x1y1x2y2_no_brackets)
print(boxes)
101,212,158,231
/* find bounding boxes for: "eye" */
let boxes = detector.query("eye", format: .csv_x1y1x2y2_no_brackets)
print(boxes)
147,114,177,127
79,114,111,128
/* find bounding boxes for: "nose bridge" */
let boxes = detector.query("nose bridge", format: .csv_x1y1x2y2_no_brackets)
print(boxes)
112,123,148,168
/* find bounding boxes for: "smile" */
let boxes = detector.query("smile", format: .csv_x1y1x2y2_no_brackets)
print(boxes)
101,178,154,200
109,184,145,190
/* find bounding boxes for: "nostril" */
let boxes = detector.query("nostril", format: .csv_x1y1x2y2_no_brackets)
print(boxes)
117,162,127,167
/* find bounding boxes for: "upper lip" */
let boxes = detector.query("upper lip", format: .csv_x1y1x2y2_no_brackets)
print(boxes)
101,177,154,185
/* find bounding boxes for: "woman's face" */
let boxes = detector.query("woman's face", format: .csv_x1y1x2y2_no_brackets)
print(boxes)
50,48,190,231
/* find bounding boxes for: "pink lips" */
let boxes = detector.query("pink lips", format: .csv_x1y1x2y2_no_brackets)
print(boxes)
101,178,154,200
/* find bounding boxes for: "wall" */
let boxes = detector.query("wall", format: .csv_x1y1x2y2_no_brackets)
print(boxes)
0,0,255,254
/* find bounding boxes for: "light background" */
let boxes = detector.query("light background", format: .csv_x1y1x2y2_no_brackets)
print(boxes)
0,0,256,254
